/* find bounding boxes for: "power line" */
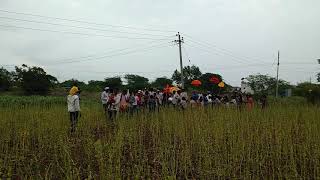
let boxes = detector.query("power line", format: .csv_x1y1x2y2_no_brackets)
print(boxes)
47,41,173,65
79,70,173,74
183,33,270,64
186,38,258,64
0,24,173,40
0,16,174,37
49,40,166,63
0,9,176,33
184,42,253,65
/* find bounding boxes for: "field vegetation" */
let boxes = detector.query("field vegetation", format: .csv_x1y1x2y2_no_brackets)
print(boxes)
0,96,319,179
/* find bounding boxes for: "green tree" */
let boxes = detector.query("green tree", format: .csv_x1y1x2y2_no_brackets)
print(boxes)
199,73,223,93
172,65,202,88
104,77,122,90
0,67,14,91
86,80,105,91
294,82,320,104
124,74,149,91
60,79,86,89
15,64,57,95
151,77,172,89
245,74,291,96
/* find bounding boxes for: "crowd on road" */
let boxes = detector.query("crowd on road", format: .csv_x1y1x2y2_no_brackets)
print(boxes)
67,85,267,133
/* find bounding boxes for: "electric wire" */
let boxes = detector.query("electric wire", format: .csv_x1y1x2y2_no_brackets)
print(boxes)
0,9,176,33
0,24,173,40
0,16,174,37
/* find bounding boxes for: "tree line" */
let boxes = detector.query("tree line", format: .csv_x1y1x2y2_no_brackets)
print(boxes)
0,64,320,103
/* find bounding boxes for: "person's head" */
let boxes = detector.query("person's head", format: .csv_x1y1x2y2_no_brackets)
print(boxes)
69,86,79,95
150,95,154,99
182,97,186,101
104,87,110,92
173,91,176,94
177,90,181,95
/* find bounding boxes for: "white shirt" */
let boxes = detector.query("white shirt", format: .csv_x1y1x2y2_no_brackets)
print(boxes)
111,93,121,111
172,94,178,105
67,95,80,112
101,91,109,104
181,92,188,100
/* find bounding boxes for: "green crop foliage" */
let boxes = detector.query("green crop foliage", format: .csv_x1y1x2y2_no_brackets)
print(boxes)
0,96,319,179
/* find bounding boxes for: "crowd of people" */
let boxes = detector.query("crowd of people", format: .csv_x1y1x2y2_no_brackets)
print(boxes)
67,85,267,133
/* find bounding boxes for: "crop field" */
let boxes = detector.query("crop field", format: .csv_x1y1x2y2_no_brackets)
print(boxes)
0,96,319,179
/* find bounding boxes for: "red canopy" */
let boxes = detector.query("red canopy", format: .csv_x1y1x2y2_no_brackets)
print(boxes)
191,80,202,87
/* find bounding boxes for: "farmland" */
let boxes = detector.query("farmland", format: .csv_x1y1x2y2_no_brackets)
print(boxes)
0,96,319,179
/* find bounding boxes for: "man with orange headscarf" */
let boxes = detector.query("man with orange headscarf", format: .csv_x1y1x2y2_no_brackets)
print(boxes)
67,86,80,133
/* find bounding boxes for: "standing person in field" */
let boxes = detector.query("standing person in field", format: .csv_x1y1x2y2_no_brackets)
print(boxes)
128,91,138,116
107,89,115,120
246,94,254,111
120,90,129,113
190,91,199,108
260,94,267,109
112,89,121,118
180,96,188,110
148,94,157,112
101,87,110,119
67,86,80,133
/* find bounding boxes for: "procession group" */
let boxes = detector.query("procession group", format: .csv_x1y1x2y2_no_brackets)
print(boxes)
67,85,263,132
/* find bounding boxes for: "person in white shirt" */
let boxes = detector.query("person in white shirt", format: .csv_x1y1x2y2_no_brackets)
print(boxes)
128,91,138,115
172,91,179,106
67,87,80,133
108,89,121,120
181,89,188,101
101,87,110,118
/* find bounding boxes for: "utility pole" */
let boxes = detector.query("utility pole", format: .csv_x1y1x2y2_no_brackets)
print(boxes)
175,32,184,89
276,51,280,98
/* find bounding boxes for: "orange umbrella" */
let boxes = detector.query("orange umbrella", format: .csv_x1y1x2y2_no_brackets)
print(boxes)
191,80,202,87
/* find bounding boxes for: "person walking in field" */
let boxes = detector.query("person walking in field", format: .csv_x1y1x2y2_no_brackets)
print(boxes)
101,87,110,119
108,89,121,120
128,91,138,116
246,94,254,111
260,94,267,109
67,86,81,133
180,96,188,110
148,94,157,112
120,90,129,113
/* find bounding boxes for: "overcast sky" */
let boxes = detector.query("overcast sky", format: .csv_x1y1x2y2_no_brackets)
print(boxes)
0,0,319,86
